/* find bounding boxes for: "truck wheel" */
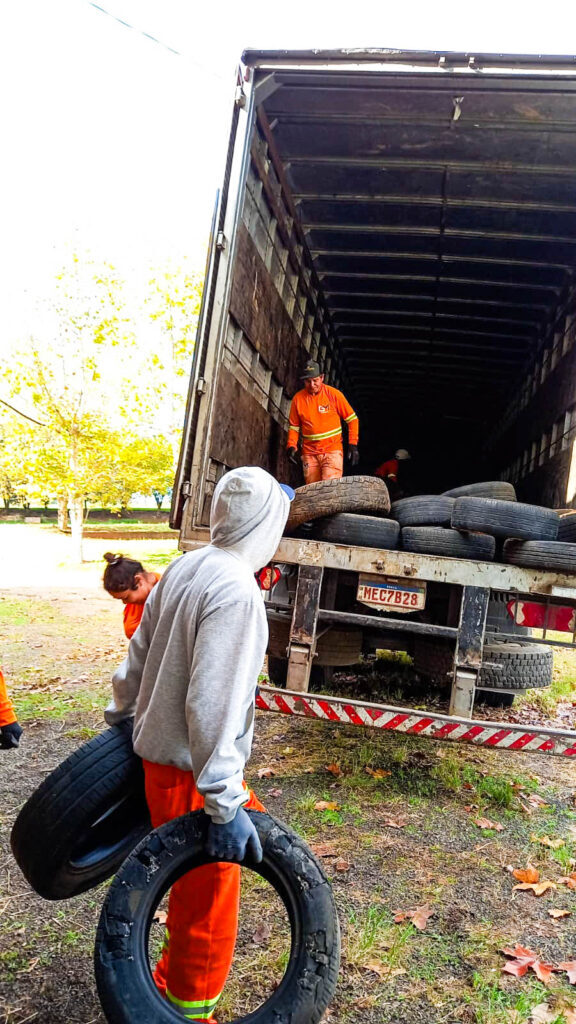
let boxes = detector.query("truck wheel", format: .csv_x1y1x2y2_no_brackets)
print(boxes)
285,476,390,532
10,721,150,900
391,495,455,527
451,498,559,541
503,539,576,572
310,513,399,548
414,638,552,692
94,810,341,1024
267,611,362,666
442,481,517,500
401,526,496,561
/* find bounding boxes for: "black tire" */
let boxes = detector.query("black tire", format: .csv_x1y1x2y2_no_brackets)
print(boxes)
401,526,496,561
94,810,340,1024
451,498,559,541
286,476,390,532
486,592,531,637
503,539,576,573
414,638,552,691
442,481,517,501
267,610,362,666
557,510,576,542
310,513,399,549
10,721,150,900
391,495,455,527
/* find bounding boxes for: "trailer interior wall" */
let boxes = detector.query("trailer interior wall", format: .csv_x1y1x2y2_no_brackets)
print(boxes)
176,53,576,533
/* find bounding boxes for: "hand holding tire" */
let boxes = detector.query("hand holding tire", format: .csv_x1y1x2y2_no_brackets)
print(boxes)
287,447,299,466
206,806,263,863
0,721,23,749
347,444,359,467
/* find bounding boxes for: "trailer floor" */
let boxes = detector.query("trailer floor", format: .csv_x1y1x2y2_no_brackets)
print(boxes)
1,589,575,1024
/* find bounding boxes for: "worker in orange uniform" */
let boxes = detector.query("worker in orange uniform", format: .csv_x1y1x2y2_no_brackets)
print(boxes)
0,668,23,749
375,448,412,500
105,468,293,1022
102,552,161,639
287,360,359,483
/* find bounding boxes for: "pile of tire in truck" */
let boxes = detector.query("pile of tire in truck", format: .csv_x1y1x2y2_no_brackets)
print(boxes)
286,477,576,573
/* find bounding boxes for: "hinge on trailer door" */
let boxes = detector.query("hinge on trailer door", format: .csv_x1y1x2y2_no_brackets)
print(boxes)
196,377,207,395
181,480,192,500
216,231,226,251
235,85,246,109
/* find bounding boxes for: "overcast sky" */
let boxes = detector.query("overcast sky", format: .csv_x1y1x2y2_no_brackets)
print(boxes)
1,0,573,337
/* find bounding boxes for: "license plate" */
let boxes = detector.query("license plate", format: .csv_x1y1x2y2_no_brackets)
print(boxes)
357,575,426,612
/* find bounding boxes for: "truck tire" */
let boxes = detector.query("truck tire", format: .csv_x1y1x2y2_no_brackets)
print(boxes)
310,513,400,549
94,810,341,1024
443,481,517,501
556,512,576,543
10,721,150,900
451,498,559,541
401,526,496,561
414,637,552,692
285,476,390,532
503,539,576,573
267,611,362,666
486,591,531,637
391,495,455,527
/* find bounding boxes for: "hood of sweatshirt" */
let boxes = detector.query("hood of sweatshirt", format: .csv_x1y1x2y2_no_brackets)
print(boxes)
210,466,291,572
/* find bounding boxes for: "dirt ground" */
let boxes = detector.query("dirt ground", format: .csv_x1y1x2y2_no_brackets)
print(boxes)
1,527,576,1024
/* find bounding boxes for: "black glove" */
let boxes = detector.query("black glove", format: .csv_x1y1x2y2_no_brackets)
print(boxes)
347,444,360,467
205,807,263,864
0,721,23,750
287,447,299,466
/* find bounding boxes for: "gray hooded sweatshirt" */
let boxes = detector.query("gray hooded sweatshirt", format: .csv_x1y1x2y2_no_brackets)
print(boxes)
104,467,289,823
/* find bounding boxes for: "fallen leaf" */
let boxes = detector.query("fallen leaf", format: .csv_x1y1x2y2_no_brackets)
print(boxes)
304,767,315,774
310,842,339,858
153,909,168,925
527,793,549,808
513,866,540,884
268,788,283,798
503,959,530,978
364,961,406,979
501,945,556,984
382,818,407,829
257,766,276,778
531,834,565,850
334,858,351,872
251,921,272,944
394,904,433,930
314,801,341,812
558,875,576,890
473,816,505,831
532,961,556,984
530,1002,557,1024
548,909,572,919
365,767,392,778
513,881,556,896
559,961,576,985
325,763,342,777
282,746,295,755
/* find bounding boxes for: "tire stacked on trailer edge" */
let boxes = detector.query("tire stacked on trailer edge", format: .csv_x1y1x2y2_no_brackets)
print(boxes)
94,810,341,1024
557,510,576,542
442,481,517,500
503,539,576,573
309,513,400,549
10,721,150,900
413,637,552,707
285,476,390,532
390,495,455,527
401,526,496,561
451,498,559,541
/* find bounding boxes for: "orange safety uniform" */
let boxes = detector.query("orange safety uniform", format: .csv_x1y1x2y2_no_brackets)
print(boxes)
144,763,265,1021
287,383,358,456
122,573,161,639
375,458,399,482
0,669,17,728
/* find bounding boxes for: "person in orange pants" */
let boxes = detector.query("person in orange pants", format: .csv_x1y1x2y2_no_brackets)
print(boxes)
105,468,293,1021
0,668,23,749
287,360,359,483
102,552,161,639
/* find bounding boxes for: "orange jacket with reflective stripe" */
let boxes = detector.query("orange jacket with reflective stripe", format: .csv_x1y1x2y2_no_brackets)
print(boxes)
287,384,359,455
0,669,17,728
122,573,161,640
375,458,399,481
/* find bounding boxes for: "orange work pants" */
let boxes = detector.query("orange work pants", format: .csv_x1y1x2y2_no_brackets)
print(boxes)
0,670,17,728
301,449,343,484
143,761,265,1022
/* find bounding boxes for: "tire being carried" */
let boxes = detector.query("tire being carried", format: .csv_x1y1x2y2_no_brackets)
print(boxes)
94,810,340,1024
10,721,150,900
309,513,400,549
285,476,390,532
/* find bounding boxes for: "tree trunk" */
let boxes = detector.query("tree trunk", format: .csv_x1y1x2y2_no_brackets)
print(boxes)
57,496,68,531
69,498,84,563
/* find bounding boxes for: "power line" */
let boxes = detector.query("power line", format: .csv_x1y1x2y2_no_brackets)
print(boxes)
87,2,182,56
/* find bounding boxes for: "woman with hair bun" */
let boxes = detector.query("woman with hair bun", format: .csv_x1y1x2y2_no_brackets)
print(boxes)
102,552,161,639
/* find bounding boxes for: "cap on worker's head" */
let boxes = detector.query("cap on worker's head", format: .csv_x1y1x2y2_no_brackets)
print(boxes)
395,448,411,460
278,483,295,501
300,360,322,380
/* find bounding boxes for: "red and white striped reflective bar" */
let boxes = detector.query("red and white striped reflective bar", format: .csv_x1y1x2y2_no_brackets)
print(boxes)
256,685,576,757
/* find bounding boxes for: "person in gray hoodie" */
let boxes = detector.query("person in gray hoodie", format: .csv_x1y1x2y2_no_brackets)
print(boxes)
105,466,292,1022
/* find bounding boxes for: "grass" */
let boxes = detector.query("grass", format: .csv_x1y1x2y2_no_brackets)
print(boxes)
13,687,106,721
465,972,576,1024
